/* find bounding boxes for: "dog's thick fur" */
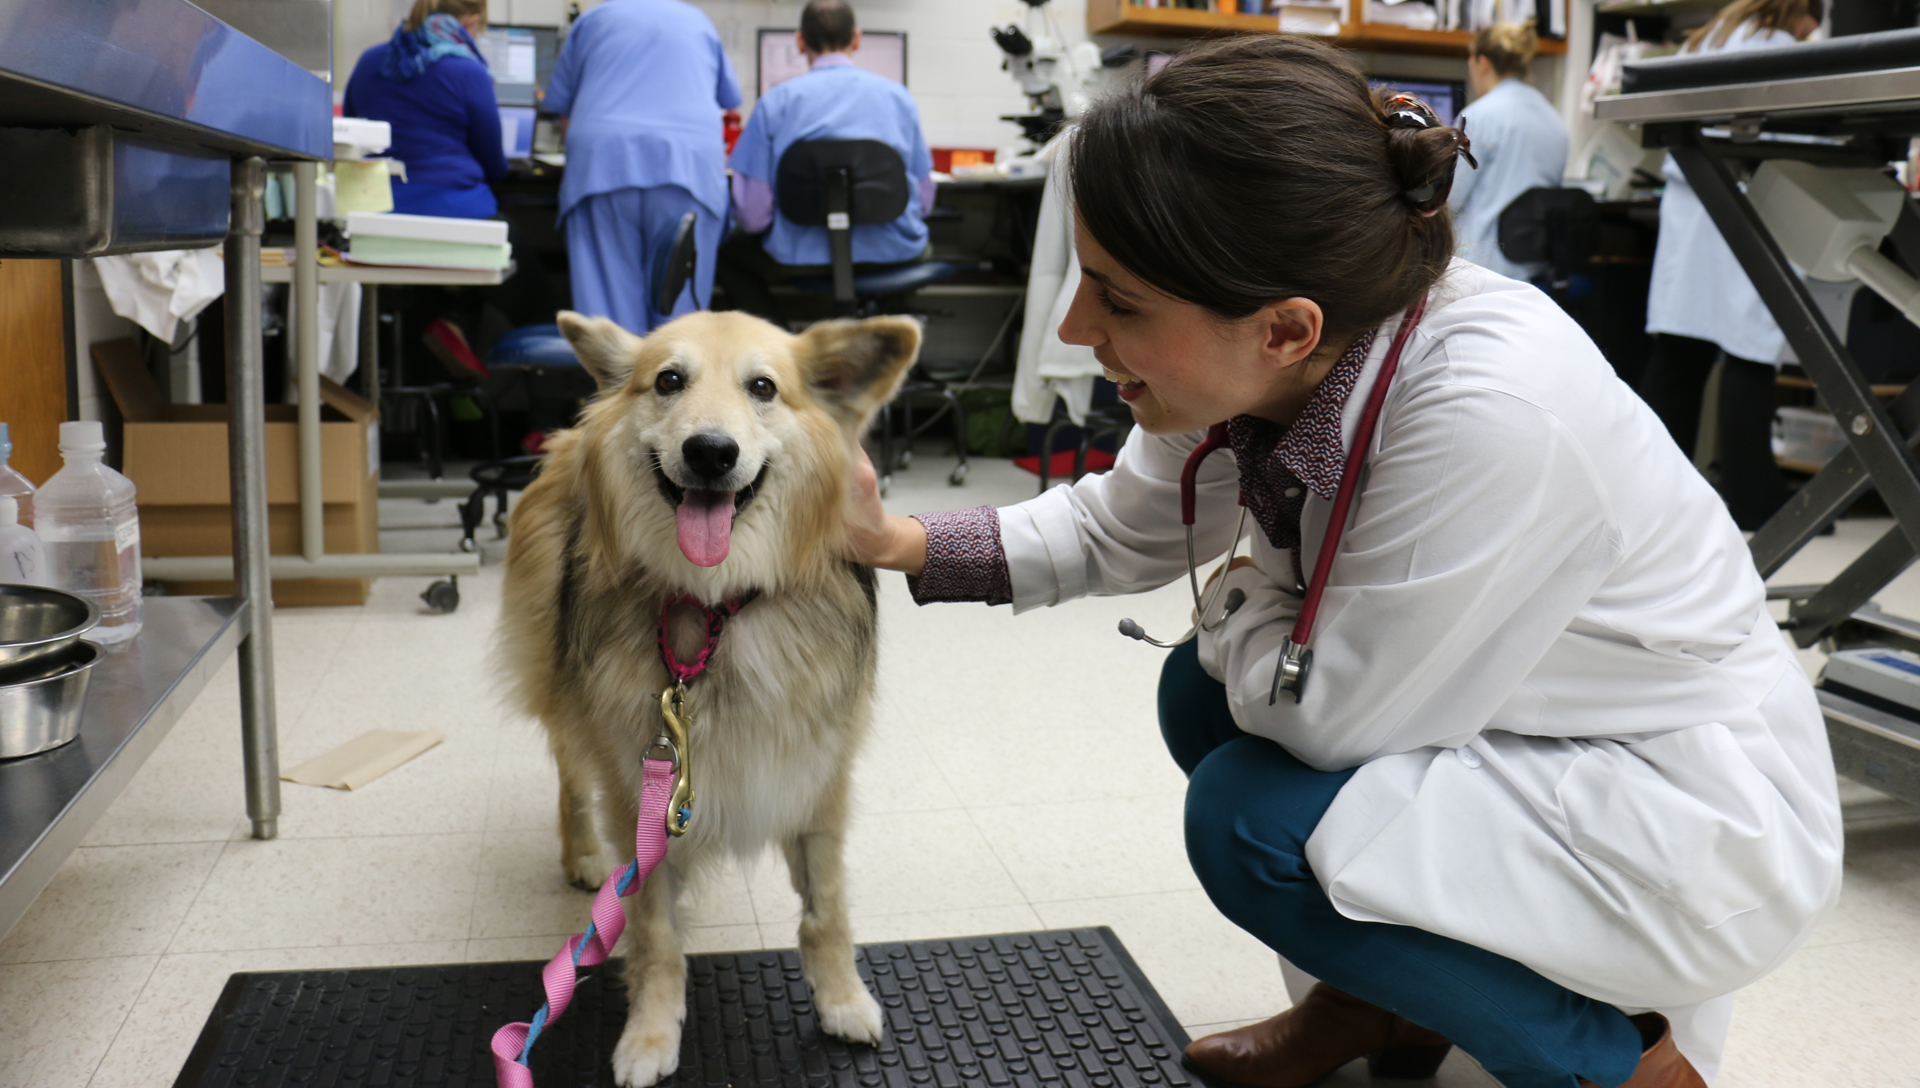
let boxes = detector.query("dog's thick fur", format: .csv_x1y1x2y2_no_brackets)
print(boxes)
496,309,920,1087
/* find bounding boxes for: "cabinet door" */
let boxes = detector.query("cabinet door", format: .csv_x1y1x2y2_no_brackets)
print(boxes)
0,258,69,484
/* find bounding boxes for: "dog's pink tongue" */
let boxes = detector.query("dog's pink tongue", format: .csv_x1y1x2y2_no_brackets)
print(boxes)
676,489,736,567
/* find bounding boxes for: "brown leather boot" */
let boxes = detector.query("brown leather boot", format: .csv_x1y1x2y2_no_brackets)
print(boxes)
1183,983,1452,1087
1579,1014,1706,1088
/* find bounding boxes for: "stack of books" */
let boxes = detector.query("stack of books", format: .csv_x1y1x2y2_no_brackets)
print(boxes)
345,212,511,270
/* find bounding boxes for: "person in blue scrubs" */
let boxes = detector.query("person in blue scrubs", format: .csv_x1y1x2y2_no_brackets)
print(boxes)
1444,22,1568,282
544,0,741,334
344,0,508,220
716,0,936,322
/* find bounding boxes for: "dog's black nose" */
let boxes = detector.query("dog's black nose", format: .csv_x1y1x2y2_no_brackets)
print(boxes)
682,432,739,482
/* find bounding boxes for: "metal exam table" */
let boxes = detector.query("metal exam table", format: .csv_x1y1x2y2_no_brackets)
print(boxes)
0,0,331,940
1598,27,1920,808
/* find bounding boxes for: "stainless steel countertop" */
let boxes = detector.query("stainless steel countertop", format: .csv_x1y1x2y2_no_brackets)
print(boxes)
0,0,332,160
1595,65,1920,126
0,596,244,941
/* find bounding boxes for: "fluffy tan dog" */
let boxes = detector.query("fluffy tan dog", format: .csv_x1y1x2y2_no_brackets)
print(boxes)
496,309,921,1087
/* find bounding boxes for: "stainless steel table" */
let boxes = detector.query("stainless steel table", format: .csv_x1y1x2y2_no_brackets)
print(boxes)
1,0,335,855
0,596,244,940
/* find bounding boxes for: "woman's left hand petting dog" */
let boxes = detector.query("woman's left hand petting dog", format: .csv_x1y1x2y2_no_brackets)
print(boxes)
495,309,922,1086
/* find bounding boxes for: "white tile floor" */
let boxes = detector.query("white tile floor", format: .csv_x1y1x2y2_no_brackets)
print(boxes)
3,451,1918,1088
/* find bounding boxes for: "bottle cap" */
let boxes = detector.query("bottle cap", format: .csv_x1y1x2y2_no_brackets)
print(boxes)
0,496,14,525
59,420,106,454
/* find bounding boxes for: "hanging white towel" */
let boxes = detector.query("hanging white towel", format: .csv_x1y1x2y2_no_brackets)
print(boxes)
90,249,225,345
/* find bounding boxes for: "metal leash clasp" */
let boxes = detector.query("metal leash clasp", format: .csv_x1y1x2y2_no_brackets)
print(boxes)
1269,638,1313,706
659,682,694,836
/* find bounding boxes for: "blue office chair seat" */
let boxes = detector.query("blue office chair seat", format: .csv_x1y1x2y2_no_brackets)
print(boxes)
490,324,579,368
793,260,963,299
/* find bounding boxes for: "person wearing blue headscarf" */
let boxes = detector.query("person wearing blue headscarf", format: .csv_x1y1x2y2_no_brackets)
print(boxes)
544,0,742,333
344,0,508,220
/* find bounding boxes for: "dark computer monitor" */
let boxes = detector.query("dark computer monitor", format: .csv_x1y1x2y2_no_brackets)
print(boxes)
756,28,906,97
478,24,559,108
499,105,537,158
1369,77,1467,128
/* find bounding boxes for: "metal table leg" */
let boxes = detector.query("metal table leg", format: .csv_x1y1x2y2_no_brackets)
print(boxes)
225,156,281,840
1671,130,1920,644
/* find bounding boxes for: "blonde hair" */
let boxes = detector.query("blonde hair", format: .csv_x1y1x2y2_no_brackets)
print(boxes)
1469,21,1537,78
404,0,486,32
1685,0,1824,50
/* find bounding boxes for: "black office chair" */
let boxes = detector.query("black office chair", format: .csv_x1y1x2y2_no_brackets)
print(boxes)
1498,187,1599,307
776,139,969,492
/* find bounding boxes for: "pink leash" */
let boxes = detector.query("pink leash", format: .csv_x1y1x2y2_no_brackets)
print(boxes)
492,591,757,1086
490,758,674,1088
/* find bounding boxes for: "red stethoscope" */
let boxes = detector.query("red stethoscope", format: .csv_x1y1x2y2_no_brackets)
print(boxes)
1118,292,1428,705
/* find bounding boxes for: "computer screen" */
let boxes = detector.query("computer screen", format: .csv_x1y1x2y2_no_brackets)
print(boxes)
478,24,559,108
499,105,537,158
1369,77,1467,128
756,29,906,97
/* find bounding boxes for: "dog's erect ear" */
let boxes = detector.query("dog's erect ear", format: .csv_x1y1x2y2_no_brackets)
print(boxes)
796,317,922,425
557,311,643,392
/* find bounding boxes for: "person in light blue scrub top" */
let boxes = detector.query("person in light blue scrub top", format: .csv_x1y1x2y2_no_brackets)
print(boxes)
1445,23,1568,283
717,0,935,322
544,0,741,334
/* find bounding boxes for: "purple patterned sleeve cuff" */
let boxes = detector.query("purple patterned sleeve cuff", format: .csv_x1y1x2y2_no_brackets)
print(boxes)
906,506,1013,606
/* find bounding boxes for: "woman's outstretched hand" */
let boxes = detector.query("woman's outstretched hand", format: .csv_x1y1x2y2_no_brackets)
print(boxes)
845,446,929,576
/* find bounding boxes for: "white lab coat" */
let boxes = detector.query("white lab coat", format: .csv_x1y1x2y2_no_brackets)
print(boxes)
1012,136,1106,426
1448,77,1569,281
996,261,1842,1080
1645,23,1802,363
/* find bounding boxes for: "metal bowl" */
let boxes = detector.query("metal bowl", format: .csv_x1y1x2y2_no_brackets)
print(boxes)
0,640,99,759
0,584,99,671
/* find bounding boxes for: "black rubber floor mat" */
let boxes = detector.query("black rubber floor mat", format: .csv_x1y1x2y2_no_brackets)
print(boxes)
175,927,1211,1088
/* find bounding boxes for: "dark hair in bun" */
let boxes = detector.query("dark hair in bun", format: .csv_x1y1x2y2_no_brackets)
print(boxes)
1070,35,1473,338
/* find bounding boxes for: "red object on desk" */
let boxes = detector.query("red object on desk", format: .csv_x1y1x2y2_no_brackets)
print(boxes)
723,110,742,156
932,148,996,174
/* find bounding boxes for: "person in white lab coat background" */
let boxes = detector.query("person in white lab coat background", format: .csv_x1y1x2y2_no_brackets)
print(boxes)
1639,0,1825,530
845,35,1840,1088
1447,21,1569,281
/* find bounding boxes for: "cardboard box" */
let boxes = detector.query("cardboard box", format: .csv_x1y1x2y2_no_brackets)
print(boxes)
93,338,381,607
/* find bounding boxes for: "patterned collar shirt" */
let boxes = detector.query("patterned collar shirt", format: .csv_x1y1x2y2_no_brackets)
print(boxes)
908,329,1378,606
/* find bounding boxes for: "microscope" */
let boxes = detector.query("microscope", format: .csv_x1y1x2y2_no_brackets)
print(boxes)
991,0,1136,154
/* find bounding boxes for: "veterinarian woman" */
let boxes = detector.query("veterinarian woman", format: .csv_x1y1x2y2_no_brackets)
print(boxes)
845,36,1840,1088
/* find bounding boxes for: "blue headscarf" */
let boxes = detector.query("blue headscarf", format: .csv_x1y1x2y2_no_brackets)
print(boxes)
381,12,486,84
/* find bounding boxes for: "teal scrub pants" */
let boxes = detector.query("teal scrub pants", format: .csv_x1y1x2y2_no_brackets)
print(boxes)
1158,641,1646,1088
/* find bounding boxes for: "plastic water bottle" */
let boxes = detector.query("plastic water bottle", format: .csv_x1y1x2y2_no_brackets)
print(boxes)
0,422,34,528
36,422,143,643
0,496,46,585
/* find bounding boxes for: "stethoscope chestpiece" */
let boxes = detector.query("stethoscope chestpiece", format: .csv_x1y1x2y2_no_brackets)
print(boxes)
1269,637,1312,705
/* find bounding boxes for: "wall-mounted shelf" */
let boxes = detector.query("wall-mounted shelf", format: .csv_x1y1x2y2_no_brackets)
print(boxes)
1088,0,1569,57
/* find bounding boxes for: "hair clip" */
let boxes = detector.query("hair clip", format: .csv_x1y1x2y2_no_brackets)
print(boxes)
1383,93,1441,131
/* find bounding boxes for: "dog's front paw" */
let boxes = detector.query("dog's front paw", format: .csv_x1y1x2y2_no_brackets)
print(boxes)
816,984,884,1047
564,850,616,892
611,1022,682,1087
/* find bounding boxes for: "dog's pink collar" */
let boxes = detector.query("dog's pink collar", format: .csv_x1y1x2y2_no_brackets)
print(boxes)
657,591,759,684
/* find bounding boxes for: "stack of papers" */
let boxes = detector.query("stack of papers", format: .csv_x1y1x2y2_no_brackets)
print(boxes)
345,212,512,270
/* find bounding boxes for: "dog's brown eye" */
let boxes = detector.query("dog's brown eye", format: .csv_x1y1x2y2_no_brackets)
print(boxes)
655,370,685,395
748,377,776,401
